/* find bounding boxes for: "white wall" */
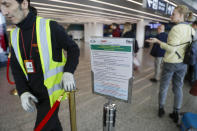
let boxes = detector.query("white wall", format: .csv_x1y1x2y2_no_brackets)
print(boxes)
84,23,103,43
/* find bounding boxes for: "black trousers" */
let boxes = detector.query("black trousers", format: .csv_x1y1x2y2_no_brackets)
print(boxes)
34,98,63,131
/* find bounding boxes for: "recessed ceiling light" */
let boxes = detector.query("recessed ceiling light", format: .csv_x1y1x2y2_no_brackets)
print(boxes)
38,1,169,22
88,0,170,20
36,6,140,21
126,0,143,6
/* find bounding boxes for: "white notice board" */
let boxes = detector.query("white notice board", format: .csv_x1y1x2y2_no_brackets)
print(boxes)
90,37,134,103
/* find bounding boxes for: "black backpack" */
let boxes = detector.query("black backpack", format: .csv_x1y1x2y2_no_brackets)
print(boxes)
183,36,197,65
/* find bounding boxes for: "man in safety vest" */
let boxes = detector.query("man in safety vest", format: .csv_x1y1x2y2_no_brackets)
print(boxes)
1,0,80,130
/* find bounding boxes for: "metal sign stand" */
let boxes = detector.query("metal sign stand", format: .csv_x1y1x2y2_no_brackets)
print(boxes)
90,37,134,131
69,91,77,131
103,98,116,131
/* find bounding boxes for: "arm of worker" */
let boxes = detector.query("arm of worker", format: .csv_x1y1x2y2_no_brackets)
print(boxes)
50,21,80,92
11,47,38,112
10,47,30,96
146,27,181,53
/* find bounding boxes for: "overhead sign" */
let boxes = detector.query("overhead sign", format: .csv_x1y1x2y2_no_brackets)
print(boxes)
158,0,166,12
90,37,133,102
147,0,159,10
146,0,175,15
166,4,175,15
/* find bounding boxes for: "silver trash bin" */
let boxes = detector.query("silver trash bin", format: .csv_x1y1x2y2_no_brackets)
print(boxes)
103,103,116,131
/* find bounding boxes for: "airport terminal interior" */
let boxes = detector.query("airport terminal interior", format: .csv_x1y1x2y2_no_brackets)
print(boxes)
1,0,197,131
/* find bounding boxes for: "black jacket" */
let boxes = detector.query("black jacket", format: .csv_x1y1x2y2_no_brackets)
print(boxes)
150,32,168,57
10,11,80,98
122,30,139,53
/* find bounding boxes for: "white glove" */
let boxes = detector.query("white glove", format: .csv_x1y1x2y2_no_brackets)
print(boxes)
61,72,76,92
20,92,38,112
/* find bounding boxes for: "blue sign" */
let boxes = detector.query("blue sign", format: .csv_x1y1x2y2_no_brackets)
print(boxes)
158,0,166,12
147,0,158,10
146,0,175,15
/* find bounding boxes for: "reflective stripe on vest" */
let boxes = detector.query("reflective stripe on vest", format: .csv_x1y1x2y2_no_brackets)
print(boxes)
36,18,64,80
11,28,28,80
11,17,67,107
36,17,67,107
44,66,65,80
48,83,62,96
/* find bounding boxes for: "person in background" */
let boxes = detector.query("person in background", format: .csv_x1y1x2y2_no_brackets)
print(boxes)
0,12,8,66
1,0,80,130
112,23,121,37
184,12,196,85
0,12,8,52
122,22,139,70
187,11,196,24
192,21,197,82
122,22,139,53
146,5,195,123
149,24,168,82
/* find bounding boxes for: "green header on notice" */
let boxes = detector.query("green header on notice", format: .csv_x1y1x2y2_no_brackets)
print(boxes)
91,45,131,52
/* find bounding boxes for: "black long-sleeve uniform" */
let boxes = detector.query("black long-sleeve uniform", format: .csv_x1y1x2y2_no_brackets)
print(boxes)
10,11,80,130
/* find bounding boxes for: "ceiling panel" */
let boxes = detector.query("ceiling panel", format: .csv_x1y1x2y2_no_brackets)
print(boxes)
30,0,196,24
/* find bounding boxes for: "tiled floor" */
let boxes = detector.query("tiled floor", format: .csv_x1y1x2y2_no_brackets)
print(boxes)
0,41,197,131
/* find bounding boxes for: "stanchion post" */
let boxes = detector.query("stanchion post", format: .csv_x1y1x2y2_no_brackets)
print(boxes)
69,91,77,131
10,89,18,95
103,99,116,131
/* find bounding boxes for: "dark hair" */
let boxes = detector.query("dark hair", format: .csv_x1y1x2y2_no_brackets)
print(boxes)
16,0,37,15
112,23,119,28
16,0,30,9
193,20,197,26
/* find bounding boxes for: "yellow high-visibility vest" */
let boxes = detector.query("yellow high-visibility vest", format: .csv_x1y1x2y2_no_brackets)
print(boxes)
10,16,67,107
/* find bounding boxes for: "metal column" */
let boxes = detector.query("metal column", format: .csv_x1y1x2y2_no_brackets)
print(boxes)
103,101,116,131
69,91,77,131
